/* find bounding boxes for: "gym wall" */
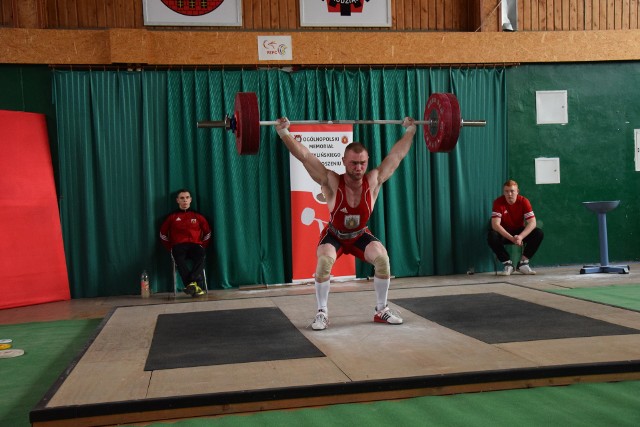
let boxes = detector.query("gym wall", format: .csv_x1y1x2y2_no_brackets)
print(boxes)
1,62,639,295
507,62,640,267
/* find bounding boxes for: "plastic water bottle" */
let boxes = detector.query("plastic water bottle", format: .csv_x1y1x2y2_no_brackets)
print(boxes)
141,270,150,298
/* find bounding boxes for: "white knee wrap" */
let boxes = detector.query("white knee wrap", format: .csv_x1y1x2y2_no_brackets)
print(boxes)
315,255,335,280
374,255,390,277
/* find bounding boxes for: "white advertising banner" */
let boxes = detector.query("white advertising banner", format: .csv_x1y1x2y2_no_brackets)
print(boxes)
289,124,355,282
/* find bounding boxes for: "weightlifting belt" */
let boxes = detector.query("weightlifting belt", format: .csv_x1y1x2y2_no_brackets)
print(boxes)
328,223,366,240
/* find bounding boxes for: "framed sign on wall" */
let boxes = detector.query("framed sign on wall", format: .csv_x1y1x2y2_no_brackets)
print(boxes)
143,0,242,26
300,0,392,27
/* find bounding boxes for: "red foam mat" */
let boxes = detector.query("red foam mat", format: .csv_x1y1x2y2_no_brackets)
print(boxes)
0,110,70,309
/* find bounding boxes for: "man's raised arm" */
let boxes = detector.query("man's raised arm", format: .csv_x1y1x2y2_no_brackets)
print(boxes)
375,117,417,185
276,117,331,186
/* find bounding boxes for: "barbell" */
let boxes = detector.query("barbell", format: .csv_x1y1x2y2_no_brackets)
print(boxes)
197,92,486,155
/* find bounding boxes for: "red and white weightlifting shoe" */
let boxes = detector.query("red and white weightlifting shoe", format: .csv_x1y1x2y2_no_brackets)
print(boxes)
373,306,403,325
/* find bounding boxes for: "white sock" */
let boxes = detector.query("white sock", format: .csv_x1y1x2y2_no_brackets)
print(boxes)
373,276,390,312
315,279,330,314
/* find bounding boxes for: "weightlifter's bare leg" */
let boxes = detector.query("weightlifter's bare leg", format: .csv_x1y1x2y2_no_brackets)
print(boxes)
364,242,403,325
311,243,336,330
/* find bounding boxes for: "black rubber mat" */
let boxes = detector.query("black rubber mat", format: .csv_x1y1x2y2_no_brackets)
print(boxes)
393,293,639,344
145,307,324,370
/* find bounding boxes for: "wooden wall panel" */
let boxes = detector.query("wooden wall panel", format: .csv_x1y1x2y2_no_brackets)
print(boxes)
61,0,79,28
569,0,577,30
435,0,444,29
0,2,13,27
481,0,501,31
578,0,585,29
531,0,540,30
515,0,639,30
600,0,608,29
395,0,403,29
265,0,275,28
428,0,437,29
622,0,630,28
4,27,640,65
4,0,41,28
44,0,56,28
562,0,570,30
0,0,477,31
419,0,428,29
285,0,297,29
584,0,592,29
79,0,97,28
0,28,110,63
607,0,615,29
96,0,108,27
446,0,454,29
544,0,552,30
2,1,639,31
539,1,547,30
415,0,425,29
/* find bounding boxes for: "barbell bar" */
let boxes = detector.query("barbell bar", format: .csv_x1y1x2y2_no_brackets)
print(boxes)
197,92,486,155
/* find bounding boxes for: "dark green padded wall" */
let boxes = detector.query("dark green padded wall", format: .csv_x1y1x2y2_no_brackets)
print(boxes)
0,65,58,187
0,65,51,112
507,62,640,267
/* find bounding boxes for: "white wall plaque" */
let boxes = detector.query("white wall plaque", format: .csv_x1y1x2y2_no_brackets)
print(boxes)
258,36,293,61
536,90,568,124
535,157,561,184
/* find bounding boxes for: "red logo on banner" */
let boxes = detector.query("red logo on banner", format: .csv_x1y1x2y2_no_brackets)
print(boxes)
161,0,224,16
291,192,355,280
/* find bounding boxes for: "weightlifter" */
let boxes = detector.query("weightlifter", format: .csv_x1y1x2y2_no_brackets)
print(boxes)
276,117,417,330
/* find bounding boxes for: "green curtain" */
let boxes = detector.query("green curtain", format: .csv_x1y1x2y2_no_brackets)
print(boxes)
52,68,505,297
52,70,166,297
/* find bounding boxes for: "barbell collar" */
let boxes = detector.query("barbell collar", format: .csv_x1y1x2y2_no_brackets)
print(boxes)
197,115,233,130
197,120,227,129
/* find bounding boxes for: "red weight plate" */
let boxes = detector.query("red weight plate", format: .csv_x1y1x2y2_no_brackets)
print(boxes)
423,93,453,153
234,92,261,155
442,93,461,152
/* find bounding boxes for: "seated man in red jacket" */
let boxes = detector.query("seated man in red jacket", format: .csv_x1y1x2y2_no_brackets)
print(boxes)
160,189,211,296
488,179,544,275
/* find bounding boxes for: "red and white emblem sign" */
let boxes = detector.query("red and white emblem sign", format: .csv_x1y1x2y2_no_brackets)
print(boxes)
160,0,225,16
144,0,242,26
300,0,391,27
325,0,369,16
